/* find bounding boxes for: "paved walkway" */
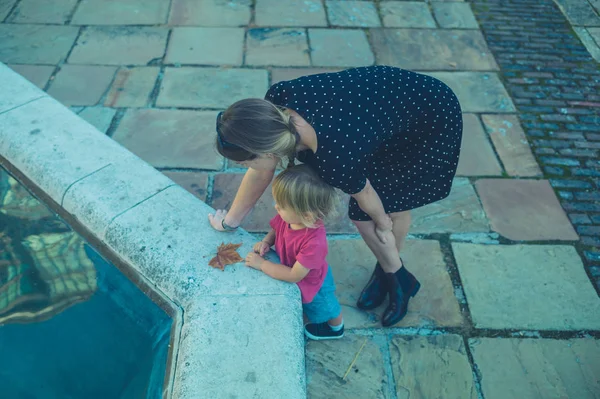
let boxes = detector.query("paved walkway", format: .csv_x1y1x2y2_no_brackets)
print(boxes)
1,0,600,397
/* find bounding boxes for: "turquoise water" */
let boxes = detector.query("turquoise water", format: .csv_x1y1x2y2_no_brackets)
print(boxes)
0,167,172,399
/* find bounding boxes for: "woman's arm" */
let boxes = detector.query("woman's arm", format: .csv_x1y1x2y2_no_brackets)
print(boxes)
208,167,275,230
351,179,390,226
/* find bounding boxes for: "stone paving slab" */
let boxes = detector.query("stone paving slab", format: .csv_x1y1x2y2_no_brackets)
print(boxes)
306,334,388,398
481,114,542,177
456,113,503,176
326,0,381,27
71,0,169,25
475,179,578,241
104,67,158,108
0,1,15,20
380,1,436,28
390,335,477,399
270,68,341,84
7,0,78,24
327,238,463,329
7,64,54,89
166,27,245,66
411,178,490,234
246,28,310,67
0,24,79,64
0,63,46,114
47,65,117,106
162,171,209,202
427,72,516,113
168,0,251,26
69,27,168,66
156,67,268,108
453,243,600,330
112,109,223,170
470,338,600,399
554,0,600,26
309,29,374,67
255,0,327,27
76,107,116,134
575,27,600,62
370,29,498,71
432,2,479,29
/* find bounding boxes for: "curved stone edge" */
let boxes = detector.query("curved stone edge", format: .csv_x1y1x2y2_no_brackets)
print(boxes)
0,63,306,399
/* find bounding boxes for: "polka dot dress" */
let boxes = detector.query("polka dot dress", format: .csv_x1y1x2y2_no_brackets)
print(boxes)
265,66,463,222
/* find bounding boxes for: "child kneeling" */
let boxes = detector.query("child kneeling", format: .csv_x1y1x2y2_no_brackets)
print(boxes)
245,165,344,340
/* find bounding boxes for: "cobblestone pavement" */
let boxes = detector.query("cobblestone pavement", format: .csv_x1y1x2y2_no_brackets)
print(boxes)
2,0,600,397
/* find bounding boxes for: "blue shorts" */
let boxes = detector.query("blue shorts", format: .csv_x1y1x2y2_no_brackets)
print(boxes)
302,267,342,324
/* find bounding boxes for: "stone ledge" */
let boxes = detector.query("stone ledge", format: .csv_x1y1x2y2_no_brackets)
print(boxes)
0,63,306,399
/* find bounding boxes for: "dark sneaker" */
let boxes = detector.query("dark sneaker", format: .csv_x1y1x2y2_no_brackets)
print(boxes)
304,322,344,340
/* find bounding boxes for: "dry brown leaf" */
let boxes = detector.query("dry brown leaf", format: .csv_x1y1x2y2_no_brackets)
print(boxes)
208,242,243,271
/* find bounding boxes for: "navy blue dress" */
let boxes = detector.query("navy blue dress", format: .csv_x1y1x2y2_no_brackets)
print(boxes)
265,65,462,221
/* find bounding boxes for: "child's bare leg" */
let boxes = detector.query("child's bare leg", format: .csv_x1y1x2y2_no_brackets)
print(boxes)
328,313,343,327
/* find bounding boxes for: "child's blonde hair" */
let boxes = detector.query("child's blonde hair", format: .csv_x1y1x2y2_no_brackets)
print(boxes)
272,164,338,228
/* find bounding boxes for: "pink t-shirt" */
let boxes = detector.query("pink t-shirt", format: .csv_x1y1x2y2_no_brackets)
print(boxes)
269,215,328,304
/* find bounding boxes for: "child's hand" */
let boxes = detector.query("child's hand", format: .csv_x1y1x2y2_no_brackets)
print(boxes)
253,241,271,256
245,252,265,270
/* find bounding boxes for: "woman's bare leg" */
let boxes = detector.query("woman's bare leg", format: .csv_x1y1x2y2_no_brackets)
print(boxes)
353,219,403,273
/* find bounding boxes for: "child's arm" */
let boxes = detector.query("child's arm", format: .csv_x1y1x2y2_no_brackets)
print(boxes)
245,254,310,284
253,229,276,256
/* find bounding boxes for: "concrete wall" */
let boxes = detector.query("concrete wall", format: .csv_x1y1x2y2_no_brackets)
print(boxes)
0,63,306,399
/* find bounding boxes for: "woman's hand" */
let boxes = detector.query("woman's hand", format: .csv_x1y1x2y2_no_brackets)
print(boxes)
375,215,394,245
253,241,271,256
245,252,265,270
208,209,230,232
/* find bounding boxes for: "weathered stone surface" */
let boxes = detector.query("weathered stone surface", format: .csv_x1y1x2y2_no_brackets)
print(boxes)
157,67,268,108
481,114,542,177
112,109,223,170
554,0,600,26
165,27,244,66
62,158,174,239
77,107,116,134
380,1,436,28
0,64,46,114
470,338,600,399
309,29,374,67
174,295,305,399
391,335,477,399
475,179,578,240
71,0,169,24
162,171,209,202
306,335,388,398
326,0,381,27
211,173,356,233
427,72,516,113
168,0,251,26
271,68,341,84
453,243,600,330
47,65,117,106
104,67,158,108
7,64,53,89
69,27,168,65
8,0,77,23
370,29,498,71
432,3,479,29
0,24,79,64
575,27,600,62
0,0,16,20
456,114,503,176
411,178,489,234
327,238,463,329
246,28,310,66
255,0,327,27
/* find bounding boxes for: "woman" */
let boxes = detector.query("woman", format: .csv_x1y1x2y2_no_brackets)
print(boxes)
208,65,462,327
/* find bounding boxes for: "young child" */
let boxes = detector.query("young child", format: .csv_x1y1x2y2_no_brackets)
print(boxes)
244,164,344,340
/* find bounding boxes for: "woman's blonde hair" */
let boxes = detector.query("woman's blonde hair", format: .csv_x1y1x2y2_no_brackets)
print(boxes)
272,164,338,228
216,98,299,168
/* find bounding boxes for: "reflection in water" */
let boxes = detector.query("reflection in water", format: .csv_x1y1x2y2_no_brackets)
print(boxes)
0,172,97,324
0,167,171,399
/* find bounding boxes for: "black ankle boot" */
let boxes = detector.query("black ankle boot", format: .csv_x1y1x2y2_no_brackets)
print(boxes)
381,266,421,327
356,262,387,310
